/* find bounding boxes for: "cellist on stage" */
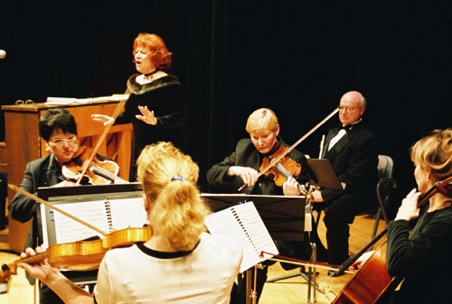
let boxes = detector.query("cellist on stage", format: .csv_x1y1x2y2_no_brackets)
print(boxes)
351,128,452,303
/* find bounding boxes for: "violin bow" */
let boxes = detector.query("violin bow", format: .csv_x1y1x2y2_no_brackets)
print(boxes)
239,107,339,191
75,98,127,185
8,184,108,236
262,251,354,275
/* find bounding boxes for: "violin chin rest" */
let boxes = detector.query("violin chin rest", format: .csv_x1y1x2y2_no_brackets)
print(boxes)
61,166,78,179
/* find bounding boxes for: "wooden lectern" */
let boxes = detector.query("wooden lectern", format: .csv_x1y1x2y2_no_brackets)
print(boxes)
2,100,132,252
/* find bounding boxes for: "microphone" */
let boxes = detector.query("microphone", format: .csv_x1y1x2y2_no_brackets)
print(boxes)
0,49,6,59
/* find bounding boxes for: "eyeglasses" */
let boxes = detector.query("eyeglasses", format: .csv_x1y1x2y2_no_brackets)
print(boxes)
48,135,78,147
338,106,360,113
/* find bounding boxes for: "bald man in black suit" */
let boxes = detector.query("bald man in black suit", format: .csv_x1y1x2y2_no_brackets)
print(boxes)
311,91,379,266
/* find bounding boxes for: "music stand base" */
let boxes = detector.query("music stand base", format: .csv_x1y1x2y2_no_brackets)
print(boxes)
266,242,320,302
267,268,317,283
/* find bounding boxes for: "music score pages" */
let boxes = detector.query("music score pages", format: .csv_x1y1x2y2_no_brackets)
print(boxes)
50,197,147,244
205,202,278,273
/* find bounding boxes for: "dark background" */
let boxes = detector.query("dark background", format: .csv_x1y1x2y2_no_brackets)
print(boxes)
1,0,451,206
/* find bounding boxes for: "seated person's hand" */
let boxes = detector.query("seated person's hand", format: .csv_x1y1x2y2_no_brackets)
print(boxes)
228,166,258,186
311,189,324,203
52,180,78,188
348,250,374,272
17,246,59,282
283,176,301,196
394,188,421,221
113,177,129,184
91,114,114,126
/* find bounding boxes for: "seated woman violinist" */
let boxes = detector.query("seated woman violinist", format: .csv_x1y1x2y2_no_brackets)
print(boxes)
8,108,126,304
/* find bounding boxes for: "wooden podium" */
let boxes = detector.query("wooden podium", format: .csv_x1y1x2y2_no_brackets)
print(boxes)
2,99,132,252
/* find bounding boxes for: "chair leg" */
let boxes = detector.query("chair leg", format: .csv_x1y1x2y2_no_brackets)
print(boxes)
370,208,382,248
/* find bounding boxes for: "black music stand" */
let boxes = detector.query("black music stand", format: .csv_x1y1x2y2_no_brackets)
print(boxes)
202,194,306,304
265,158,341,303
201,194,306,241
307,158,342,190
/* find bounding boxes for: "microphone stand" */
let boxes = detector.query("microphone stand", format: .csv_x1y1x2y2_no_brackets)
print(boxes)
245,264,260,304
266,183,321,303
305,184,317,303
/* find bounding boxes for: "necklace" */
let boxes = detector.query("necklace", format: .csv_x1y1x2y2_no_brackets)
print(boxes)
144,69,159,80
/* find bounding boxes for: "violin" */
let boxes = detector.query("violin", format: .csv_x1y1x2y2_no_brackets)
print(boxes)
0,185,151,290
259,144,301,187
62,146,126,185
0,226,152,290
238,107,340,191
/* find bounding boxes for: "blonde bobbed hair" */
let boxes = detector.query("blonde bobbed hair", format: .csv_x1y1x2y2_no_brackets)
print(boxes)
245,108,279,134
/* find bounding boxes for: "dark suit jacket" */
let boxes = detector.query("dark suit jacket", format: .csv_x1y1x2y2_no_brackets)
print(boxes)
206,138,309,195
320,121,378,209
9,154,65,249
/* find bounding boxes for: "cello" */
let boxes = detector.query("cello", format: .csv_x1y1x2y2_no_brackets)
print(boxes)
331,176,452,304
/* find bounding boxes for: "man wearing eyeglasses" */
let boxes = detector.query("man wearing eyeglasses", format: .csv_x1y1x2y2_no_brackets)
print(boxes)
310,91,379,267
8,108,99,303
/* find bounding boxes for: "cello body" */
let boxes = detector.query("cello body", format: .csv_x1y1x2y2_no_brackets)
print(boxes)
332,242,399,304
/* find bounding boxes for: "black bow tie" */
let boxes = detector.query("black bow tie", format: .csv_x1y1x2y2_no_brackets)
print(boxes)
339,119,362,131
339,124,354,132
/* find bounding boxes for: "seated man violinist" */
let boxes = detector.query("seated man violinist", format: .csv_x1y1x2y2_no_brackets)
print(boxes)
8,108,125,304
207,108,320,303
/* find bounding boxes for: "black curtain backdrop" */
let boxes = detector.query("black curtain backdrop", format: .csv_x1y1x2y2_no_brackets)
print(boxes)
1,0,451,206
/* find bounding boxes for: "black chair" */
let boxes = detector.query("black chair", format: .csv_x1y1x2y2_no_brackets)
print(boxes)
313,154,397,241
370,155,397,240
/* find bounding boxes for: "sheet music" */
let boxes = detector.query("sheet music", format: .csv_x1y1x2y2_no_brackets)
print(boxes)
205,202,278,272
45,94,129,105
52,197,146,244
53,200,109,243
108,197,147,229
